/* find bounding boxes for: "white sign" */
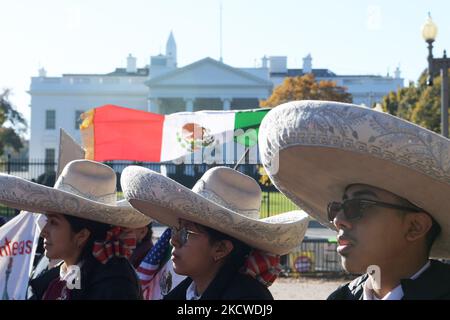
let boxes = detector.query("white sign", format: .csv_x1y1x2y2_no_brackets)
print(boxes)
0,212,45,300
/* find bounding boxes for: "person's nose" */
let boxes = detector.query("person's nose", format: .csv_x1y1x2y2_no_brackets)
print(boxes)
40,222,49,238
333,210,352,231
170,234,181,248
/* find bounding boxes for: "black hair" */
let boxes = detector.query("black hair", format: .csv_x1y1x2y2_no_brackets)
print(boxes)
200,224,251,271
64,214,111,263
140,222,153,243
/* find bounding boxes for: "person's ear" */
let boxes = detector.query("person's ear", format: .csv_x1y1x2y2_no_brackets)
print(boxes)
213,240,234,262
74,228,91,249
404,212,432,242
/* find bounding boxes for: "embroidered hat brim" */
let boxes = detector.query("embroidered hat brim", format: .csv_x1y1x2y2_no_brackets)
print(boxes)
259,100,450,259
0,162,151,228
121,165,309,255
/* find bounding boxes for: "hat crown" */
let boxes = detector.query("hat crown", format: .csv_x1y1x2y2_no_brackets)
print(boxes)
54,160,117,205
192,167,261,219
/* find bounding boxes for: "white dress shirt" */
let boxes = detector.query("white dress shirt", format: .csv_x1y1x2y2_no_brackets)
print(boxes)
363,260,431,300
59,262,82,282
186,281,202,300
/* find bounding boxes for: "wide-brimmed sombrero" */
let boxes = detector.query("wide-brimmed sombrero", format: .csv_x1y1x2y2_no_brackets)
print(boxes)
121,166,309,255
0,160,151,228
259,100,450,258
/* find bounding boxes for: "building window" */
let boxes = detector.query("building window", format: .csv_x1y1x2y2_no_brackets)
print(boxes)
45,110,56,129
75,110,84,129
45,148,55,173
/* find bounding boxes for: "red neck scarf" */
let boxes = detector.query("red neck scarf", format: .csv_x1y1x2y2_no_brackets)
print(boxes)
92,227,137,264
241,250,282,287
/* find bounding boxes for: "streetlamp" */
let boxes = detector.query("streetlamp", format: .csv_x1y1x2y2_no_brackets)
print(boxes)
422,13,450,138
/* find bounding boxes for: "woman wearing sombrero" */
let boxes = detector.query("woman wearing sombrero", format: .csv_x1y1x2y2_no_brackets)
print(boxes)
121,166,309,300
0,160,151,300
259,100,450,300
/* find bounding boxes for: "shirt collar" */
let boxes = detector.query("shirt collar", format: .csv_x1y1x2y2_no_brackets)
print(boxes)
363,260,431,300
59,262,82,282
186,281,202,300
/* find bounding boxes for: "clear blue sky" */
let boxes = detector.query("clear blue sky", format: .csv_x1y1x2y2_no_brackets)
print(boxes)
1,0,449,132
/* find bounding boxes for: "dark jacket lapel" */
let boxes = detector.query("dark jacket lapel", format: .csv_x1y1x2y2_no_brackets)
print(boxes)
401,260,450,300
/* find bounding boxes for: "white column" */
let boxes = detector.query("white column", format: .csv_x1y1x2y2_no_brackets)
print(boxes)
148,97,160,113
184,98,194,112
222,98,232,110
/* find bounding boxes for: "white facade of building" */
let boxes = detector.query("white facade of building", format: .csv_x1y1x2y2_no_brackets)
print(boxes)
269,54,404,106
28,33,403,162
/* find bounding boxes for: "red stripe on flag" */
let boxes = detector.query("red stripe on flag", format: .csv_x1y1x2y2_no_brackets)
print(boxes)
93,105,165,161
137,266,158,276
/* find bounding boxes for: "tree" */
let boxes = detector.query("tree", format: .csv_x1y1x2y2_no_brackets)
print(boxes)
260,73,353,108
0,90,27,157
381,69,450,134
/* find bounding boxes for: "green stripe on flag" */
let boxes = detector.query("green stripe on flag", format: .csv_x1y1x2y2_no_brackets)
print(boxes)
234,109,270,147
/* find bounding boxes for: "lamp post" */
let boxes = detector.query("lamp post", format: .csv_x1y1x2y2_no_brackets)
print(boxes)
422,13,450,138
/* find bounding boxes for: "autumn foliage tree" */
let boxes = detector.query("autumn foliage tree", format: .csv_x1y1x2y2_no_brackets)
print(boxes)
260,73,353,108
381,69,449,134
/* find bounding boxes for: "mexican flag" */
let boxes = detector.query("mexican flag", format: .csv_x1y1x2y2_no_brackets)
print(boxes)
81,105,269,162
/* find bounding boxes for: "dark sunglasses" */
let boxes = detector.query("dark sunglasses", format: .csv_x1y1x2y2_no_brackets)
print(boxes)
327,198,422,223
170,226,202,247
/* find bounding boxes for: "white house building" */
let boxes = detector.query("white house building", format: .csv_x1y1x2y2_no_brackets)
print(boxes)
268,54,403,106
28,32,403,163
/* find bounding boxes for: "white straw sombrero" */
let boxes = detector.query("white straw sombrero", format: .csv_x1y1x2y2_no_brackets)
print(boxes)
121,166,309,255
259,100,450,258
0,160,151,228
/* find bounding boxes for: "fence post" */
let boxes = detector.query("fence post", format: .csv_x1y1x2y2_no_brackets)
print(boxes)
7,153,11,174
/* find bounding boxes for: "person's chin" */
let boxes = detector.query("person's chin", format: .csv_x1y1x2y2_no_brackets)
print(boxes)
44,248,52,258
340,255,367,274
171,258,183,273
171,263,188,276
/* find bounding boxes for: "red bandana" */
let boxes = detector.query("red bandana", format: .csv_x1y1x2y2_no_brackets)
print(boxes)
92,227,137,264
241,250,281,287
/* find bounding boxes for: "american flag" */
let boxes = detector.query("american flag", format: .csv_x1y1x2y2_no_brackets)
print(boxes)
136,227,172,288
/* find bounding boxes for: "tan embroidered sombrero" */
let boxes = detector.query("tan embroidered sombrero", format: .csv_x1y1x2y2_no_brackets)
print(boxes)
0,160,151,228
121,166,309,255
258,100,450,258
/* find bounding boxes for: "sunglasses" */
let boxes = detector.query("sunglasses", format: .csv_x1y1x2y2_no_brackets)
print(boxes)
170,226,202,247
327,198,422,223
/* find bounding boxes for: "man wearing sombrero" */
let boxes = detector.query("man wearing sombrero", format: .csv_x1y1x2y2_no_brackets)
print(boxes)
259,100,450,300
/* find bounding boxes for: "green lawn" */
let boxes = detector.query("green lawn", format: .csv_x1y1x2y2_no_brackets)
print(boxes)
260,191,299,218
0,204,17,217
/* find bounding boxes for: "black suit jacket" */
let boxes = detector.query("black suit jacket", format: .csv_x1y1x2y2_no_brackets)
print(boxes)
29,256,142,300
327,259,450,300
164,265,273,300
